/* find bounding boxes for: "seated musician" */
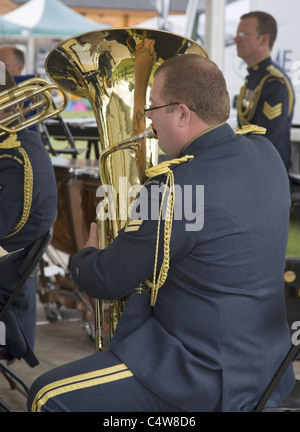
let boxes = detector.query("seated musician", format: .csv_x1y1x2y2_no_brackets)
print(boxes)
0,68,57,367
28,54,294,411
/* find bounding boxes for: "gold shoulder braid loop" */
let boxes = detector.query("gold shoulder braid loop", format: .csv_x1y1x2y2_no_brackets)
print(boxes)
145,155,194,178
0,134,33,238
234,124,267,135
145,155,194,306
0,133,21,149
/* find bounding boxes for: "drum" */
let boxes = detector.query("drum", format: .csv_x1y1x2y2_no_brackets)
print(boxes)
51,157,100,255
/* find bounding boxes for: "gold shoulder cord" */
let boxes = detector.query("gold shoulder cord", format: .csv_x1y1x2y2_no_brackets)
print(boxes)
237,74,271,125
144,155,194,306
0,133,33,238
144,126,265,306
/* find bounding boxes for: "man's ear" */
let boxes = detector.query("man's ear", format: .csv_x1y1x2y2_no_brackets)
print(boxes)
260,33,270,49
178,103,192,126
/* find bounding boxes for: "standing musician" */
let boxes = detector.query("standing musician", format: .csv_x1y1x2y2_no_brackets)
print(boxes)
0,68,57,367
235,11,295,171
28,54,294,412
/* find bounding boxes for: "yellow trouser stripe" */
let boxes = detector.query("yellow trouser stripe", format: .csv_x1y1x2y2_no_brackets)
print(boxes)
31,363,133,412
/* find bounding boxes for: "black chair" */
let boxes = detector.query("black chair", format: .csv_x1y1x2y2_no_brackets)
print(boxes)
255,342,300,412
0,230,52,412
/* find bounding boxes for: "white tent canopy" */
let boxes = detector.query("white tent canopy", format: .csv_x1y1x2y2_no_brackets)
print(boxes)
1,0,109,74
2,0,107,38
0,14,25,36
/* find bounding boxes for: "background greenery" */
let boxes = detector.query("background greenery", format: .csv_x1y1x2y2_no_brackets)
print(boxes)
287,213,300,257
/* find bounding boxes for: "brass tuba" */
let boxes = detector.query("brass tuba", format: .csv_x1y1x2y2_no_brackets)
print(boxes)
45,28,207,350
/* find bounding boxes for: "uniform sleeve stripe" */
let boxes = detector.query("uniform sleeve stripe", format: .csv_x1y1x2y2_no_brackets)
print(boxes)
124,220,143,232
31,363,133,412
128,220,143,226
124,226,141,232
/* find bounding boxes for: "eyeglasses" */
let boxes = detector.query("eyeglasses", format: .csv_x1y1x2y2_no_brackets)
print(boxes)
235,31,261,38
143,102,179,117
143,102,195,118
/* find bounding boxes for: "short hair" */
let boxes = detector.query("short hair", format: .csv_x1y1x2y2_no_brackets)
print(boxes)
241,11,277,50
155,54,230,125
12,46,25,67
0,45,25,70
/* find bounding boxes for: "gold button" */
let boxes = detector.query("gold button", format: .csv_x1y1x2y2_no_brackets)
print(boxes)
284,270,296,283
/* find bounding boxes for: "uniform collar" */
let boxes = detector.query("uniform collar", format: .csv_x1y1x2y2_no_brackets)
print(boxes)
247,56,272,73
182,123,234,156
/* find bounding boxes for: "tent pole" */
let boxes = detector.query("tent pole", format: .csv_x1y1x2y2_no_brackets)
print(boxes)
26,34,35,75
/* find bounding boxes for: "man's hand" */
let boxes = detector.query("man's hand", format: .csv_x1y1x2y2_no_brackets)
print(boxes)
84,222,99,249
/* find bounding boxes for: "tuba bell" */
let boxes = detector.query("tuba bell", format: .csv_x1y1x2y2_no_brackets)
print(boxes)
45,28,207,351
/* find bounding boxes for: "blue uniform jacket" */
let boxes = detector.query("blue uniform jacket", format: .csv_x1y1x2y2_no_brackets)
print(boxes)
237,57,295,170
70,123,295,411
0,129,57,366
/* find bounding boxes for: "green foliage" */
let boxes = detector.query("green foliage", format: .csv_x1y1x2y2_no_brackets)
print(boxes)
287,212,300,257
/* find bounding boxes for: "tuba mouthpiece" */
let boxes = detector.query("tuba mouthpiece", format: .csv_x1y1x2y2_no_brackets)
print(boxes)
133,125,157,142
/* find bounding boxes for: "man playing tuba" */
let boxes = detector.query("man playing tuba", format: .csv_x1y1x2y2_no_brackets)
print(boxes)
28,54,294,412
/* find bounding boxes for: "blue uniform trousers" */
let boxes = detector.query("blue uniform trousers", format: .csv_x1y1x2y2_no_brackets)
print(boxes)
27,349,184,412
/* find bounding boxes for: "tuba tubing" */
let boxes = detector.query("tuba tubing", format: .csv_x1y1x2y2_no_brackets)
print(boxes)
99,125,156,186
94,125,157,351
